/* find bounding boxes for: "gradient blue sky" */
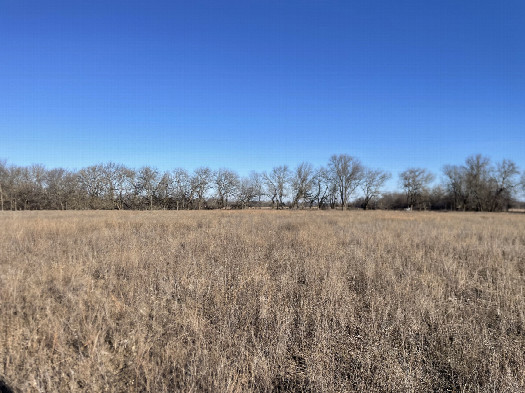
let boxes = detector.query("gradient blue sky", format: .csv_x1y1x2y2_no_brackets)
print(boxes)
1,0,524,187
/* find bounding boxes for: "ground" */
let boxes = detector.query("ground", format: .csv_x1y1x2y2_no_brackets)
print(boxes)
1,210,524,392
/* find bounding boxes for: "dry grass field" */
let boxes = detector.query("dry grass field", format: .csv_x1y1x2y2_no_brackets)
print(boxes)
1,210,525,392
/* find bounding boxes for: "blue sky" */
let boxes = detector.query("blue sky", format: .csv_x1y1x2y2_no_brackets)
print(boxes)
1,0,524,188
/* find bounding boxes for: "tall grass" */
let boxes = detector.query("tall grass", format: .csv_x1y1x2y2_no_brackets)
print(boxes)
1,210,524,392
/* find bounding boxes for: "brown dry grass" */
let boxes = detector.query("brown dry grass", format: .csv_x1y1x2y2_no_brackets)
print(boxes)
1,210,524,392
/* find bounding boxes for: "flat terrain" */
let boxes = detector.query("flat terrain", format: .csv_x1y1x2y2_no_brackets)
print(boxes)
1,210,524,392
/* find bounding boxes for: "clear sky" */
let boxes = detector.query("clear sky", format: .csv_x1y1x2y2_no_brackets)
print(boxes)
1,0,524,187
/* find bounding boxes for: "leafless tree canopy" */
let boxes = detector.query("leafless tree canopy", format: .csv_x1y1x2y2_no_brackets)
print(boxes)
442,155,521,212
290,162,315,209
191,167,213,210
399,168,435,210
361,168,391,210
0,154,522,211
264,166,291,209
214,169,240,209
328,154,364,211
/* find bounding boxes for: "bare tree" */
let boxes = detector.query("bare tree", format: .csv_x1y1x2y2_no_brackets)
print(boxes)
328,154,363,210
172,168,191,210
492,159,519,211
2,165,36,210
5,165,21,210
214,169,240,209
249,171,264,206
264,166,290,209
100,162,124,209
443,165,469,211
290,162,314,208
361,168,391,210
45,168,66,210
191,167,213,210
0,160,7,211
157,172,173,209
464,154,492,211
111,165,135,210
25,164,47,209
78,165,109,209
399,168,434,210
0,161,20,211
45,168,80,210
8,164,49,211
442,156,519,212
101,162,137,209
237,176,256,209
424,185,449,210
307,167,330,209
136,166,160,210
8,166,26,210
0,154,520,212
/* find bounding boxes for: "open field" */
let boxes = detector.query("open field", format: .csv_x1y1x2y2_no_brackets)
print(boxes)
1,210,525,392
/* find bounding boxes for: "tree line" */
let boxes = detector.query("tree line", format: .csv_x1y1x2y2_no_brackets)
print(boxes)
0,154,523,212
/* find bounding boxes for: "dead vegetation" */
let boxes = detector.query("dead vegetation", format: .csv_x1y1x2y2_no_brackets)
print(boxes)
1,210,524,392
